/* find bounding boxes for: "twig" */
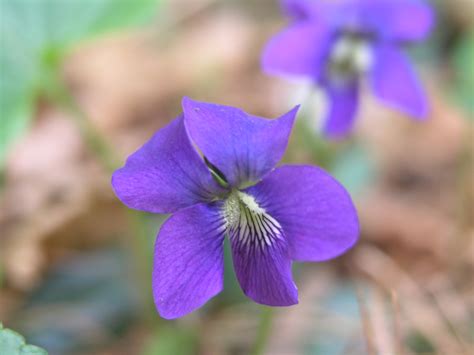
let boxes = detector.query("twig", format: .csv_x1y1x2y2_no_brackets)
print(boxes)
390,290,405,355
354,282,377,355
352,245,467,355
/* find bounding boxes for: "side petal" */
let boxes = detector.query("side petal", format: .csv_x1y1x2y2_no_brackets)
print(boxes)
362,0,434,42
323,83,359,138
261,21,333,80
229,224,298,306
281,0,318,19
245,165,359,262
183,97,299,187
153,203,226,319
111,115,223,214
370,45,428,119
281,0,342,22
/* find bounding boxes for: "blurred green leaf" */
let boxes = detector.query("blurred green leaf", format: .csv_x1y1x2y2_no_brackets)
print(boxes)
0,326,23,355
305,282,366,355
20,345,49,355
12,248,141,354
406,331,436,354
306,336,345,355
453,31,474,116
0,323,48,355
0,0,162,168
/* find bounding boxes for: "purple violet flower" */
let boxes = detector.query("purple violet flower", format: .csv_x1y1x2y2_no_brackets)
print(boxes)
111,97,359,319
262,0,434,138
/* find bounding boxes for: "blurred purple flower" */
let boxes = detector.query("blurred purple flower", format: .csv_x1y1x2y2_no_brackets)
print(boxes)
112,97,359,319
262,0,434,138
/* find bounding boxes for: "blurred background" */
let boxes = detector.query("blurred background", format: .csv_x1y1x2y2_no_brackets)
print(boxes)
0,0,472,354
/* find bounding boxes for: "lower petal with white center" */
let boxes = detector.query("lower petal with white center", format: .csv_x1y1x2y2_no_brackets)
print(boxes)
153,202,226,319
224,191,298,306
323,83,359,138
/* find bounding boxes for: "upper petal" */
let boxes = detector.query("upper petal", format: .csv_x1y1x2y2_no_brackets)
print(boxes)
370,44,428,119
323,83,359,138
261,21,333,81
281,0,342,22
282,0,434,42
245,165,359,262
360,0,434,41
182,97,299,187
153,203,226,319
111,115,223,214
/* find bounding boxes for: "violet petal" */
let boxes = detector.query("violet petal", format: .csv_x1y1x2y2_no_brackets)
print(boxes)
245,165,359,262
323,83,359,138
229,226,298,306
282,0,433,42
182,97,298,187
153,203,226,319
370,44,428,119
261,21,333,81
111,115,223,214
360,0,434,41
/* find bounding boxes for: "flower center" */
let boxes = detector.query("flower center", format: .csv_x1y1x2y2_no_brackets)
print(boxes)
326,32,373,84
224,190,282,250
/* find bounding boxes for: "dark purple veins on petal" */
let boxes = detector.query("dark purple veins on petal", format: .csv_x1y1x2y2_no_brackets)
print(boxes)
245,165,359,262
224,191,298,306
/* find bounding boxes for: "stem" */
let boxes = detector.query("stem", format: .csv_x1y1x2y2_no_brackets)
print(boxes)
48,75,157,320
251,307,274,355
50,80,119,172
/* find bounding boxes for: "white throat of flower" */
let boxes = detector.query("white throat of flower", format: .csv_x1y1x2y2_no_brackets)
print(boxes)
328,34,373,83
224,190,282,250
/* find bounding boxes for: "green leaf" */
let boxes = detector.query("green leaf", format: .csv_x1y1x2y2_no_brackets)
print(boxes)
0,0,162,168
0,325,48,355
2,0,161,47
12,248,142,354
406,331,436,354
0,328,24,355
20,345,49,355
